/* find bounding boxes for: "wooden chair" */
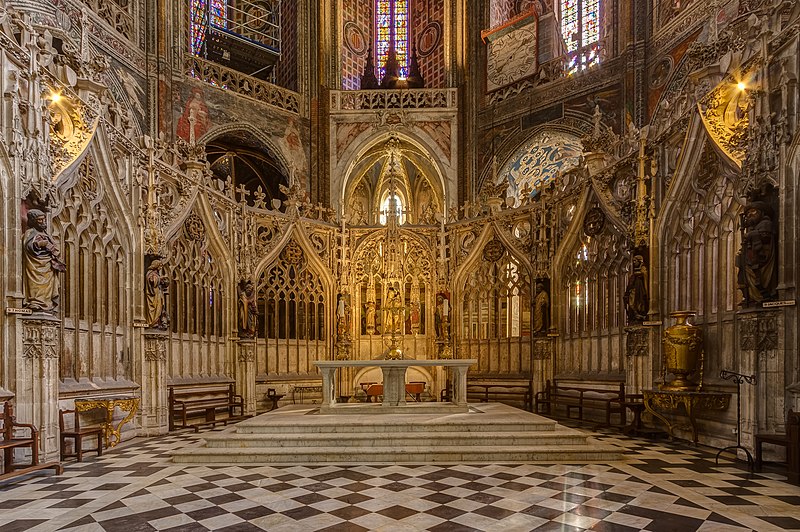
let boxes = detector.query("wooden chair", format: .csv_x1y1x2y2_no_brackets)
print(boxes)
755,410,799,471
59,409,103,462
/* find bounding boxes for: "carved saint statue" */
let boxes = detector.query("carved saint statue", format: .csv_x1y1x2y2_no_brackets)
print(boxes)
23,209,66,313
383,287,403,334
237,279,258,338
145,258,170,329
434,291,449,338
624,254,649,324
532,282,550,334
336,292,351,341
738,201,777,307
365,301,376,334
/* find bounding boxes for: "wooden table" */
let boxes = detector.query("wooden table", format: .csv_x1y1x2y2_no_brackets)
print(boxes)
74,397,139,447
642,389,730,444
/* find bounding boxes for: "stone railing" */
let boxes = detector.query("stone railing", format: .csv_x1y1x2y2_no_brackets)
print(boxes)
330,88,458,111
185,55,302,115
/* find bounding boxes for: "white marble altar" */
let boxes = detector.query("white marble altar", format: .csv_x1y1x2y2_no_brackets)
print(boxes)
313,359,477,414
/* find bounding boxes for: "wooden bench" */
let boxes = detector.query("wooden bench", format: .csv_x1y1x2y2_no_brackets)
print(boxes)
168,383,246,432
467,380,533,411
1,401,63,482
755,410,800,483
535,379,626,426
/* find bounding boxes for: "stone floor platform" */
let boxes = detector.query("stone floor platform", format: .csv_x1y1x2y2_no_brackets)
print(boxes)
170,402,623,464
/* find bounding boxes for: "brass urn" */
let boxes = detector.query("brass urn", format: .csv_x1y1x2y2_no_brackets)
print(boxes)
661,311,704,391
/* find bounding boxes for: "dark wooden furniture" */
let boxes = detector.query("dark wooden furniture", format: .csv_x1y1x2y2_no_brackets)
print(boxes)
467,380,533,411
1,401,63,482
266,389,285,411
535,379,626,426
168,383,246,432
291,384,323,404
59,409,103,462
755,410,800,483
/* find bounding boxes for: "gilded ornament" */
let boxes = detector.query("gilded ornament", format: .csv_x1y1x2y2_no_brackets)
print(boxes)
661,311,704,391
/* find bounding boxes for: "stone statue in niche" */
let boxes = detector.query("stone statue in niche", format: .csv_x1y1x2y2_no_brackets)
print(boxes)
434,291,450,338
145,256,170,329
22,209,66,313
532,281,550,335
737,200,778,307
624,254,649,324
365,301,377,334
336,292,351,341
383,287,403,334
237,279,258,338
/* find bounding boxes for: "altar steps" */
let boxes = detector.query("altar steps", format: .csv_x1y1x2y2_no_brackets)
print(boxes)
171,403,623,464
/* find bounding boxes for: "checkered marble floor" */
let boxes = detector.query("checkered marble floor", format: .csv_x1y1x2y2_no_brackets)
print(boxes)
2,424,800,532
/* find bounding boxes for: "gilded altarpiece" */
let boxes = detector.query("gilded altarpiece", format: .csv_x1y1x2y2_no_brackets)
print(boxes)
349,228,439,388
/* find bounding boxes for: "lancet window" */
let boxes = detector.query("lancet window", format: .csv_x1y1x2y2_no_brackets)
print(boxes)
376,0,410,81
257,241,328,376
52,155,129,383
560,0,601,73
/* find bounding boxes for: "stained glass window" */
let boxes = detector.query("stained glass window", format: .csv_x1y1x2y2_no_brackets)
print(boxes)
190,0,228,55
375,0,410,82
560,0,600,73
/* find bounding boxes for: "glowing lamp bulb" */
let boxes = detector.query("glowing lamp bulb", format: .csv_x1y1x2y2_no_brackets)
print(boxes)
50,92,61,103
737,82,746,91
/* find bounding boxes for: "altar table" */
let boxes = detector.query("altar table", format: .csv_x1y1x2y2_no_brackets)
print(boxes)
74,397,139,447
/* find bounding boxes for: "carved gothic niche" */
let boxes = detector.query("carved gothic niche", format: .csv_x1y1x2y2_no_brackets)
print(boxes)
343,136,444,226
495,130,583,208
48,92,99,182
205,130,288,209
697,62,759,168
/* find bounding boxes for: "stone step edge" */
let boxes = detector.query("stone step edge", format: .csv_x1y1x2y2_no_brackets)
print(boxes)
172,443,620,456
234,422,560,434
200,431,589,443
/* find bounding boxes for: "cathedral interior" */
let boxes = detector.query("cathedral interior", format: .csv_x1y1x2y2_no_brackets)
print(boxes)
2,0,800,529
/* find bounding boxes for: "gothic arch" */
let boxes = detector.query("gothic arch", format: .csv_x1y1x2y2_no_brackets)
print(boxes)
253,222,336,377
163,190,234,284
452,222,534,374
198,122,295,179
335,129,452,215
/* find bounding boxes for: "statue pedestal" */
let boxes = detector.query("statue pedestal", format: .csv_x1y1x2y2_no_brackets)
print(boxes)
236,339,257,416
141,329,168,435
16,313,61,462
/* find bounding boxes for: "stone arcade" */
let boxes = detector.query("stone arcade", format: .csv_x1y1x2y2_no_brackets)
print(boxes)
1,0,800,529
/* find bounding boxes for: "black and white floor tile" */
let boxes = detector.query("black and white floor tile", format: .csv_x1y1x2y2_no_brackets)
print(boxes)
1,424,799,531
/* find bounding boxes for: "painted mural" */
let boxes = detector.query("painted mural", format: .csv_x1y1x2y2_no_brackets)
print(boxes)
498,131,583,206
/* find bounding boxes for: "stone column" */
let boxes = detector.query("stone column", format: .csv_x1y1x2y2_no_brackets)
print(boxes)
16,314,60,462
236,339,257,415
140,330,168,435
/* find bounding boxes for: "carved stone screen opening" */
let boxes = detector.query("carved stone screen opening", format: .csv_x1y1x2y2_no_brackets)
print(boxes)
257,240,328,377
